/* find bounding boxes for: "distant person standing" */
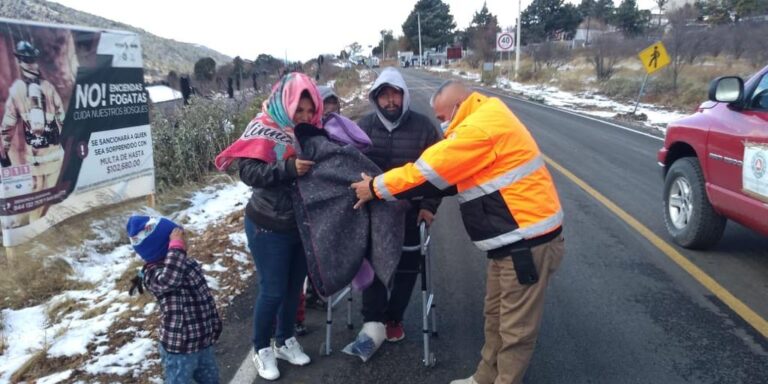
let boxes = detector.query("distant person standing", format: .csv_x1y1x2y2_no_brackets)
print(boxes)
318,85,341,118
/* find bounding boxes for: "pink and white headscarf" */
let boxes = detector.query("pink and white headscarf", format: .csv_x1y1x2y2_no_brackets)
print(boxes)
215,72,323,170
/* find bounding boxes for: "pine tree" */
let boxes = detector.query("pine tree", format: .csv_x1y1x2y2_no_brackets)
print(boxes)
466,2,501,64
578,0,597,18
592,0,615,21
193,57,216,82
521,0,582,43
613,0,651,36
402,0,457,50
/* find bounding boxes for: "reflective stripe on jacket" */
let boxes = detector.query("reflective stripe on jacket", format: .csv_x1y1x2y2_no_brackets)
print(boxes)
373,92,562,251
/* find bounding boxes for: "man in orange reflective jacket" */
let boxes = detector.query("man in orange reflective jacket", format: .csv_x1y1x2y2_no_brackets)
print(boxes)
352,80,565,384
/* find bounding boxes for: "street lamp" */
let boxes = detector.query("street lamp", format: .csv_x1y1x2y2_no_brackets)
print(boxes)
380,30,386,60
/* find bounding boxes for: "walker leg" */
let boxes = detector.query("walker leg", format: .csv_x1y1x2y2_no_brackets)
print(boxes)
346,292,354,329
427,249,438,337
422,289,432,367
324,296,333,355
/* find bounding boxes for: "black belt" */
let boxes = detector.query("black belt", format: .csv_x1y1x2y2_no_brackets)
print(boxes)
486,226,562,260
487,226,563,286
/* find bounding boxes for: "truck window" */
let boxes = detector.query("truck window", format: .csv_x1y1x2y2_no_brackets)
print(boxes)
751,74,768,111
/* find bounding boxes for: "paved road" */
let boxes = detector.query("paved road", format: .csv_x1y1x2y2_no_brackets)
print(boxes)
218,68,768,384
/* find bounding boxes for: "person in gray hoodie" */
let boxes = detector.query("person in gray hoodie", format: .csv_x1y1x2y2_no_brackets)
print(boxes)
318,85,341,118
356,67,442,343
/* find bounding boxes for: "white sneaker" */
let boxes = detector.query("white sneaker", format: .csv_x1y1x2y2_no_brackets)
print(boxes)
449,376,479,384
274,336,311,366
252,347,280,380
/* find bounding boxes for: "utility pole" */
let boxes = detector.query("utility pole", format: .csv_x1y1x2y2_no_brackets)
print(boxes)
418,12,423,68
380,30,386,60
515,0,522,80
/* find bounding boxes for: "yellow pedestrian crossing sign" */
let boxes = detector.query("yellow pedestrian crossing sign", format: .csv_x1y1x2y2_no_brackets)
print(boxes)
639,41,670,74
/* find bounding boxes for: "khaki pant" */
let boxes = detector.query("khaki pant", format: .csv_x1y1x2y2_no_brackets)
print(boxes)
473,235,565,384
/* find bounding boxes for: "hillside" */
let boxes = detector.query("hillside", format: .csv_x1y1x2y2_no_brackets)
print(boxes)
0,0,232,80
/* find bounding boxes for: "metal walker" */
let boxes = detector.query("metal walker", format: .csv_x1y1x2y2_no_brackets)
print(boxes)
319,222,437,367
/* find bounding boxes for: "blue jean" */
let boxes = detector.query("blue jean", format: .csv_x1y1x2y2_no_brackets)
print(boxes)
245,216,307,349
159,344,219,384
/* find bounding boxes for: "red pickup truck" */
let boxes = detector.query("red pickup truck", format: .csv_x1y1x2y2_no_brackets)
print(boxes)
658,64,768,249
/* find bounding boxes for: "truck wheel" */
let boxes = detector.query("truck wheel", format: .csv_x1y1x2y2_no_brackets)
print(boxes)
663,157,726,249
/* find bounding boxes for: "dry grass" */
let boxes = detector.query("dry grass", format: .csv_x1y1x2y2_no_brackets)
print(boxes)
11,350,47,383
81,303,112,321
0,312,6,356
11,350,89,383
0,256,91,310
489,49,766,112
46,297,87,325
334,68,362,99
557,64,594,91
10,349,47,383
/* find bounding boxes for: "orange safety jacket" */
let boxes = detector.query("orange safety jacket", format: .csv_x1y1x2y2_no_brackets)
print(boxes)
372,92,562,252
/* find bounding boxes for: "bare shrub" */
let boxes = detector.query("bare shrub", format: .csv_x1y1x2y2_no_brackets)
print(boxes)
703,25,726,58
743,22,768,69
664,6,707,92
588,34,631,81
150,93,263,191
530,42,573,72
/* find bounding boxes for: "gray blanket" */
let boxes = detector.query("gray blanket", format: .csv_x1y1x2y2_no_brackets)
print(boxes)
293,124,406,297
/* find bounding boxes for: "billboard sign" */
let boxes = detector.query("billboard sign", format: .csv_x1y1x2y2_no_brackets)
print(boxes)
0,17,154,246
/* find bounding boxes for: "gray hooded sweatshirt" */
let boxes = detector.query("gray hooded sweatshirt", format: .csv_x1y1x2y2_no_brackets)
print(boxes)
368,67,411,132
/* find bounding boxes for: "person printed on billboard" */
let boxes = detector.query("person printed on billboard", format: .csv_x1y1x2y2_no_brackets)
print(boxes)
0,40,67,227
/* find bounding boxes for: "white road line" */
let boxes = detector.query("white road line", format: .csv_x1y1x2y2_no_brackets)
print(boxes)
228,349,257,384
479,87,665,142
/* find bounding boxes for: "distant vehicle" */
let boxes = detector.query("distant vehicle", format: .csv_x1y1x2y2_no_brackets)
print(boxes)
658,64,768,249
370,56,380,68
398,51,413,67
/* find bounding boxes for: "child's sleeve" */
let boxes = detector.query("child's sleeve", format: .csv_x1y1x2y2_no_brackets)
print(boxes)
144,248,188,294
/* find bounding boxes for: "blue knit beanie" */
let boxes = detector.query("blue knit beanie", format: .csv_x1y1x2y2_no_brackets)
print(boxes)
126,215,179,263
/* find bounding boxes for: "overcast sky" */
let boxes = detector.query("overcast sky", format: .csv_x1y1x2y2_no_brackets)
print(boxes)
51,0,659,61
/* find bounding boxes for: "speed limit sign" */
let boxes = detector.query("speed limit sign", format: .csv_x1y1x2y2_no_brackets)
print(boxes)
496,32,515,52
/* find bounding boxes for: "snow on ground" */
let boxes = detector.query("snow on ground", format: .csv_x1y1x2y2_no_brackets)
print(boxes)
183,182,250,231
145,85,182,104
0,182,252,383
427,67,689,132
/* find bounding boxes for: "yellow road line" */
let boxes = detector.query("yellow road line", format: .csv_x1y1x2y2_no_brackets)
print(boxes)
544,154,768,339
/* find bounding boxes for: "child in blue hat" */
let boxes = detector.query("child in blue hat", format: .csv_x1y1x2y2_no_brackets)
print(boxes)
127,215,222,384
